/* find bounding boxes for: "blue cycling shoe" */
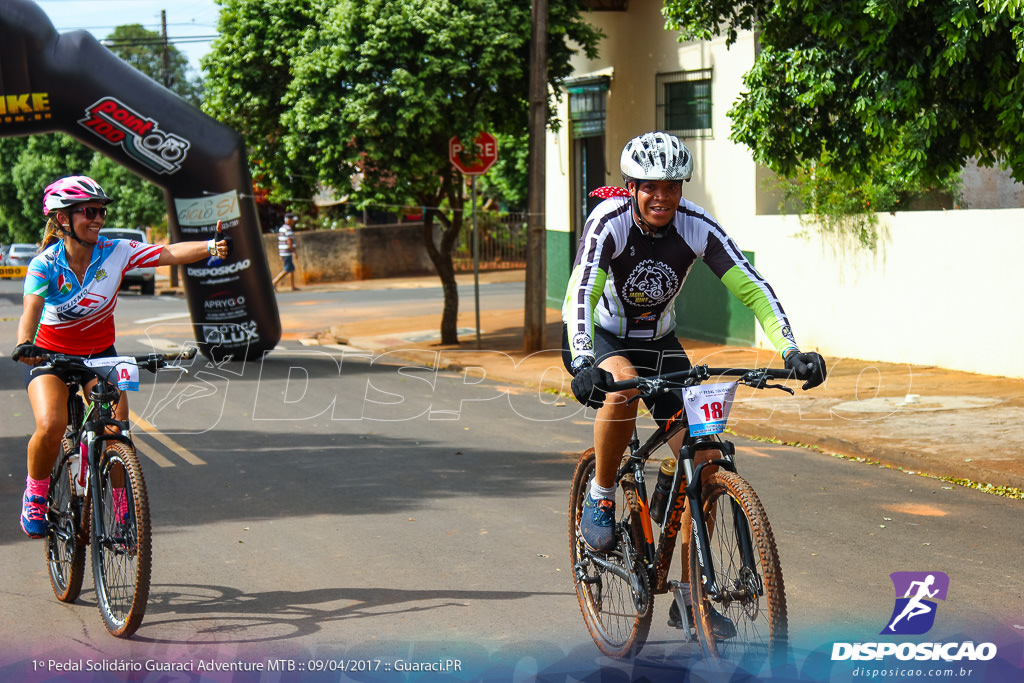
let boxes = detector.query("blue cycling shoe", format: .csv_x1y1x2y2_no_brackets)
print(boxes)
580,494,616,552
20,493,48,539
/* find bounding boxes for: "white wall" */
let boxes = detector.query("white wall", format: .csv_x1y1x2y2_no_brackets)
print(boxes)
734,210,1024,379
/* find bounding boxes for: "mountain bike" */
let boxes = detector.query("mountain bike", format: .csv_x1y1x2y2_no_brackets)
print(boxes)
39,348,195,638
569,364,797,667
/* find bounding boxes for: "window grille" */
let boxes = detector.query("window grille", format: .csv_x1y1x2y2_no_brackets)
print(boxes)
656,69,712,139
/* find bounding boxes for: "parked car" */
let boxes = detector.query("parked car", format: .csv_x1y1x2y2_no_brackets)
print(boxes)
5,243,38,267
99,228,156,295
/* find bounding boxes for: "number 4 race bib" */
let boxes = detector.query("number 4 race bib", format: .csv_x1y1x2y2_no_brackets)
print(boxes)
84,356,140,391
682,382,739,436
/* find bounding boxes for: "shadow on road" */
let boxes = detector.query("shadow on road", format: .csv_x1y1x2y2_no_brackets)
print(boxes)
133,583,567,645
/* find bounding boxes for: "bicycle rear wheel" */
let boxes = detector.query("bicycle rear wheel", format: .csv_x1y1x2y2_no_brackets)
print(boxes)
46,440,86,603
91,441,151,638
689,471,787,666
569,448,653,658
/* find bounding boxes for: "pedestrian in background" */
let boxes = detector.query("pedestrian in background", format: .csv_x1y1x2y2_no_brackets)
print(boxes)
272,212,299,291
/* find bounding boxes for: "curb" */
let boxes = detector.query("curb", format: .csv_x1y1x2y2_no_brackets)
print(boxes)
342,341,1024,492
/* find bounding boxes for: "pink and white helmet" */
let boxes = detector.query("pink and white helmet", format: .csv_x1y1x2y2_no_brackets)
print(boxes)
41,175,113,216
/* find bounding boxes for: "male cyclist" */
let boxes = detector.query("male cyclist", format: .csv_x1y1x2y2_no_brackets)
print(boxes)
11,175,230,538
562,132,825,632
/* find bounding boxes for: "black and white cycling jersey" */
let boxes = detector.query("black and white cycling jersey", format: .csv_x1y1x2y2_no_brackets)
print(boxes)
563,195,798,363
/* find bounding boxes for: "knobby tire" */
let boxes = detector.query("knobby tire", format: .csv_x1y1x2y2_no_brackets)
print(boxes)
91,441,151,638
569,448,653,658
689,471,787,668
46,440,86,603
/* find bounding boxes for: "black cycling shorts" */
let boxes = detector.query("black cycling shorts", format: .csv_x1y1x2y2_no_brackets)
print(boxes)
561,325,690,427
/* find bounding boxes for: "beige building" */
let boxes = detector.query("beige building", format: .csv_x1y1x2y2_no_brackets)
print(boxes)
545,0,1024,378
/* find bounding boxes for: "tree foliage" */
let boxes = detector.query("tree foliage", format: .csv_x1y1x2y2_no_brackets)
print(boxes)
662,0,1024,243
105,24,203,106
201,1,319,203
204,0,601,342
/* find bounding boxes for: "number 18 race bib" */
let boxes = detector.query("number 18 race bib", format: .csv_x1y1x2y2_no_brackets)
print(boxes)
682,382,739,436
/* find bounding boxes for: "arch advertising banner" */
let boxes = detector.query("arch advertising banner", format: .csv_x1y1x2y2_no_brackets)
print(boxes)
0,0,281,360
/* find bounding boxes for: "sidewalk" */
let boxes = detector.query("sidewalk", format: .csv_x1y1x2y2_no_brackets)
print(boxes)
289,271,1024,492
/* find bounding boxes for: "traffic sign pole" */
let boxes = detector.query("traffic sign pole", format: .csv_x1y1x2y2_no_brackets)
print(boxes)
449,132,498,348
471,175,481,348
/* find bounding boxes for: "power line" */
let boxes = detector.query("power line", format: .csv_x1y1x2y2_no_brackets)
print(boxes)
101,35,219,46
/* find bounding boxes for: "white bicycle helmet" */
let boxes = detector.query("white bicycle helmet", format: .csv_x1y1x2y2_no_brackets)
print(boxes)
41,175,114,216
620,132,693,183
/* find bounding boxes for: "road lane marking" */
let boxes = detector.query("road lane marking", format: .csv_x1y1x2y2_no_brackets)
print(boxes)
129,409,207,466
133,312,191,324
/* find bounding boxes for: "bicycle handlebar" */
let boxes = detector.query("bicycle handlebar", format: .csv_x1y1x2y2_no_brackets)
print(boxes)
604,364,800,396
30,347,198,378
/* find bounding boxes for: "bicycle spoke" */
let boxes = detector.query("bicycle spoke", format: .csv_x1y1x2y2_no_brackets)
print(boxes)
45,445,85,603
569,449,652,658
691,471,787,669
91,443,151,638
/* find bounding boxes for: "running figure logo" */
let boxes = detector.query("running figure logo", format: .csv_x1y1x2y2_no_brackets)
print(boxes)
881,571,949,635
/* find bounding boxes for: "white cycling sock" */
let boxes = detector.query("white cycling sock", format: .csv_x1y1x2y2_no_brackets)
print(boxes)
680,582,691,607
589,481,616,501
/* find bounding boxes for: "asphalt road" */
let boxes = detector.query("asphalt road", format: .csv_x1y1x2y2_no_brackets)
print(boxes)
0,280,1021,682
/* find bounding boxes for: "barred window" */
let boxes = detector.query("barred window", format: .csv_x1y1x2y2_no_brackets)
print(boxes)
656,69,712,139
567,78,609,139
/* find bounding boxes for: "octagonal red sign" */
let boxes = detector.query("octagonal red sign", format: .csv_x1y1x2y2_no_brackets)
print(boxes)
449,132,498,175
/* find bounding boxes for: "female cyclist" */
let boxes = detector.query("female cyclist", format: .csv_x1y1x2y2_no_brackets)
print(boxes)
11,175,229,538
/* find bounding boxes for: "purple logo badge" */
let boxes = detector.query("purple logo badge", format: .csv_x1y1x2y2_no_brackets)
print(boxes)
881,571,949,635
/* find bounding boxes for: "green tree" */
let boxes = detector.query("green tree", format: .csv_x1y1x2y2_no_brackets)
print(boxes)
201,1,319,203
662,0,1024,244
281,0,600,342
104,24,203,106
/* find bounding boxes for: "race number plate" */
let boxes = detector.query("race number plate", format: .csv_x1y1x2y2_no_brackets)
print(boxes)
682,381,739,436
85,356,140,391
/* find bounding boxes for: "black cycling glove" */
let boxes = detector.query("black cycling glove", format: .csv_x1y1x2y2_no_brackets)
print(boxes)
785,350,827,390
571,363,614,409
11,342,41,362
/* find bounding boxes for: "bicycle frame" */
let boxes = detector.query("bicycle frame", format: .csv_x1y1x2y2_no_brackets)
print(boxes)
62,369,135,546
615,410,756,608
572,363,797,659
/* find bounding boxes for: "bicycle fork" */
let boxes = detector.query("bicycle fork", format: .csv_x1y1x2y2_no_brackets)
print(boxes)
678,441,762,608
82,425,133,550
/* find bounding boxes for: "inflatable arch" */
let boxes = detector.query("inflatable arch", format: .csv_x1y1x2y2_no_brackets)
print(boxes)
0,0,281,361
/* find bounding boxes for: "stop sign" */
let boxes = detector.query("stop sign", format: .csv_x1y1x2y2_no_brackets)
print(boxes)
449,132,498,175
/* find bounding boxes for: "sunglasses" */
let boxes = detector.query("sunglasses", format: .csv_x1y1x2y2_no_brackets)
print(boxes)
72,206,107,220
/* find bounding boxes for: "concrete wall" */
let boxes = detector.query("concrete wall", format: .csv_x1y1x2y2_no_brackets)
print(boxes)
263,223,436,283
736,210,1024,379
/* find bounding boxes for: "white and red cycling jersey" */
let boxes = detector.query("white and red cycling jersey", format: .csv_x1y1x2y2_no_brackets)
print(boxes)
24,237,163,354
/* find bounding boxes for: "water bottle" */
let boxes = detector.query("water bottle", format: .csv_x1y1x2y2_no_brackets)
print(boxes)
67,451,81,494
649,457,677,526
75,437,90,494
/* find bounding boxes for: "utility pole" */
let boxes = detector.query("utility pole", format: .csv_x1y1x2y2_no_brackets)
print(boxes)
161,10,171,88
524,0,548,352
162,10,180,289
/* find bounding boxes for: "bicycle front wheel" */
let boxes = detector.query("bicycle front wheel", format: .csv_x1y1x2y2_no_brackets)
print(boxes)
569,448,653,658
46,440,86,603
689,471,787,666
91,441,152,638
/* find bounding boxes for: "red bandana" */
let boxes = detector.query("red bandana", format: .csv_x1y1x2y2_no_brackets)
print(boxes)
588,186,631,199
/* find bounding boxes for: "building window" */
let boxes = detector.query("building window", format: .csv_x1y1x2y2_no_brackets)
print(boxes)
567,77,609,139
657,69,712,139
